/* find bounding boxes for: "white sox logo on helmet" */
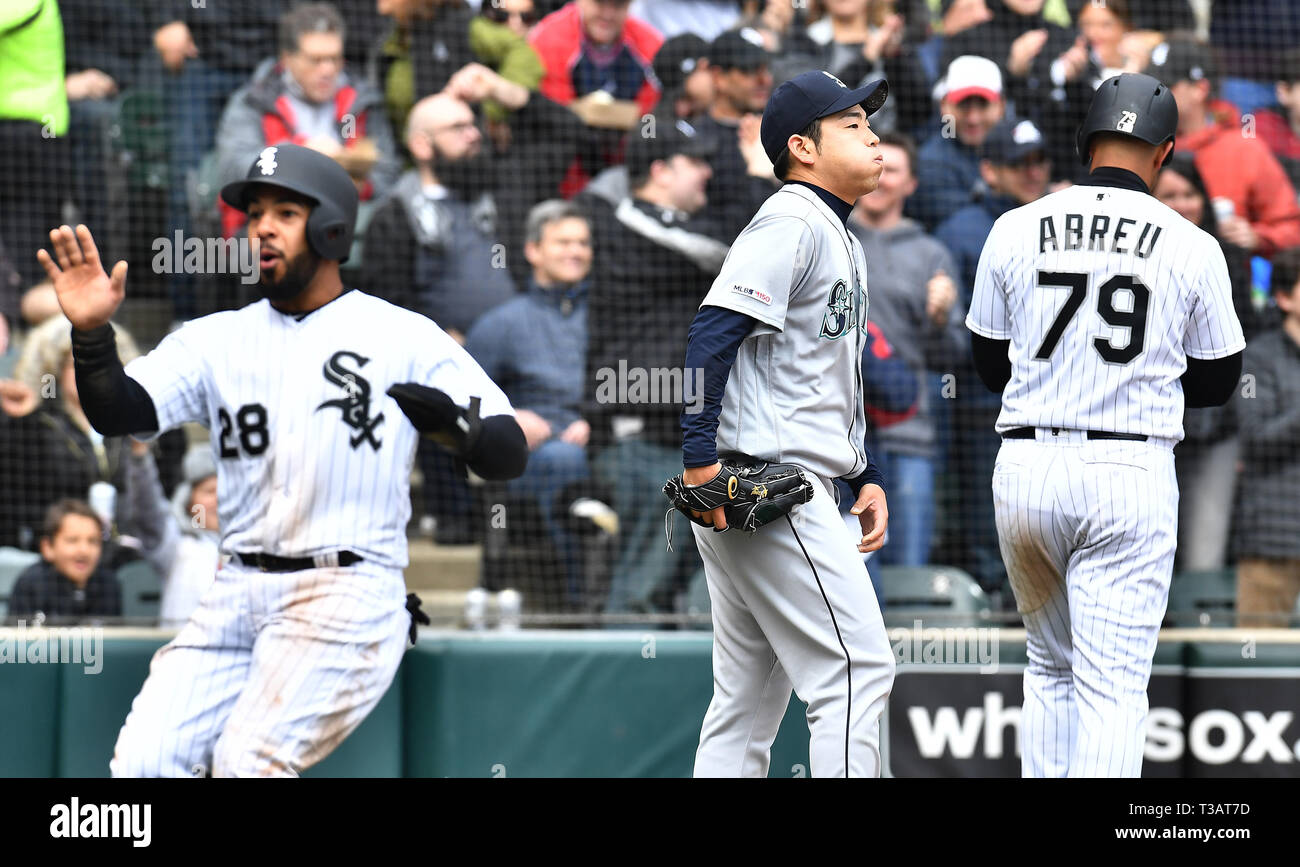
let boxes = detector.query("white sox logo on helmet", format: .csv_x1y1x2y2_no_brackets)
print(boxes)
257,146,279,176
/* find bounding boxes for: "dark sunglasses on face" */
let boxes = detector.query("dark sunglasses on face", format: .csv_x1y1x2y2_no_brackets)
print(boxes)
482,4,538,25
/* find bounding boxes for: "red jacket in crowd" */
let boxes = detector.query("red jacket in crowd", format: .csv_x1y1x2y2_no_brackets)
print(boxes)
1178,100,1300,257
528,2,662,115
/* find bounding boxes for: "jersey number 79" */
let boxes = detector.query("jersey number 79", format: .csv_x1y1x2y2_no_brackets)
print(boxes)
1034,270,1150,364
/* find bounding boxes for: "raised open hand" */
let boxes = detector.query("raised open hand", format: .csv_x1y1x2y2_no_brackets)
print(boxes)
35,224,127,332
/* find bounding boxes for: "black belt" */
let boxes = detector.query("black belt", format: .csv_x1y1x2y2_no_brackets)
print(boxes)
233,550,363,572
1003,427,1147,442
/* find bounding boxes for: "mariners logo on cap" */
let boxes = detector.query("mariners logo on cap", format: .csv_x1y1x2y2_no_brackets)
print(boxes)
821,71,848,89
1117,110,1137,133
257,146,279,176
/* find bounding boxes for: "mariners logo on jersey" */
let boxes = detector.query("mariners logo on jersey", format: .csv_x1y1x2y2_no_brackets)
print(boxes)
316,350,385,450
819,279,868,340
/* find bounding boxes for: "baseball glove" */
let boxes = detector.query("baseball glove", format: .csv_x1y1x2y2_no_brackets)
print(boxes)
663,459,815,538
387,383,481,458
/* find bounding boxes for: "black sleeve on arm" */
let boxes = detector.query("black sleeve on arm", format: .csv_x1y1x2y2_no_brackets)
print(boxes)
681,305,758,468
970,334,1013,393
71,324,160,436
1182,352,1243,408
463,414,528,481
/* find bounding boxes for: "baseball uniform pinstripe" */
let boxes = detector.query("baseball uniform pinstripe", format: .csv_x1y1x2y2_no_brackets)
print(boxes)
967,182,1245,777
110,290,514,777
692,183,895,778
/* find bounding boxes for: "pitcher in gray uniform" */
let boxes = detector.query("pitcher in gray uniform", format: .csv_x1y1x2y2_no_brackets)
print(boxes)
678,70,897,777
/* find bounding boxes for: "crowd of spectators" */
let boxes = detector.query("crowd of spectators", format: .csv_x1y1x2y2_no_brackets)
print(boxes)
1,0,1299,626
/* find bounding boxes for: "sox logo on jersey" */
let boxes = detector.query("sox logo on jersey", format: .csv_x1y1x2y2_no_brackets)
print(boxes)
317,350,384,450
110,291,516,777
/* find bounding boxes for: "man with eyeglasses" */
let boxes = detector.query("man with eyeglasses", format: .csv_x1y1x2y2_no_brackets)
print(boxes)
215,2,402,240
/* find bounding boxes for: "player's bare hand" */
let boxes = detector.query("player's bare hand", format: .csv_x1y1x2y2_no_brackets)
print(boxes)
851,483,888,553
515,409,553,451
1217,215,1259,251
36,224,127,332
154,21,198,72
0,379,39,418
926,269,957,325
683,463,728,530
560,418,590,447
1007,29,1048,77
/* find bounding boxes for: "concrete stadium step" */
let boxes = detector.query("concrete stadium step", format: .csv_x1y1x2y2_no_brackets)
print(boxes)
404,539,481,593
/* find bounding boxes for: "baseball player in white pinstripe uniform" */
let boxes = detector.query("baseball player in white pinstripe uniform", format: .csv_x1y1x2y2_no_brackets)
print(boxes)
38,144,528,777
679,71,896,778
966,74,1245,777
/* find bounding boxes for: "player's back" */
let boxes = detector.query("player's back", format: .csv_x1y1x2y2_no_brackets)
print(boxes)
969,181,1240,440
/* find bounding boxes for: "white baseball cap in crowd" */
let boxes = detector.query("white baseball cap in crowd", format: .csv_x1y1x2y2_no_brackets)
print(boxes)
936,55,1004,104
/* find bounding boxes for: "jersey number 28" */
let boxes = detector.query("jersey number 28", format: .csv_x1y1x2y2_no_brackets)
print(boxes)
1034,271,1149,364
218,403,270,458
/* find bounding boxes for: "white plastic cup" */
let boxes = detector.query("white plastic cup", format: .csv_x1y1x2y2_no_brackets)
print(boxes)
1212,197,1235,222
464,587,489,630
87,481,116,537
496,588,522,631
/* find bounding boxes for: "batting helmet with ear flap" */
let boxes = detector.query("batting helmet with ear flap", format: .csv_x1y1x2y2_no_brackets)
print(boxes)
1075,72,1179,166
220,143,359,262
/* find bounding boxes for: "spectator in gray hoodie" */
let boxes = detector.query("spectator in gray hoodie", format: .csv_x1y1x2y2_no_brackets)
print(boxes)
125,440,222,629
849,131,968,567
1235,248,1300,627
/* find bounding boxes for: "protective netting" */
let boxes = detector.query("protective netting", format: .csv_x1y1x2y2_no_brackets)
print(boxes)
0,0,1296,628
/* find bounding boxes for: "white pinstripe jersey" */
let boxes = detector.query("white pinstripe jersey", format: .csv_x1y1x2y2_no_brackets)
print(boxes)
124,290,514,568
966,182,1246,440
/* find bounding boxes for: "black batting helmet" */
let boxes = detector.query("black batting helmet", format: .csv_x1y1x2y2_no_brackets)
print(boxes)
220,143,359,262
1075,72,1178,166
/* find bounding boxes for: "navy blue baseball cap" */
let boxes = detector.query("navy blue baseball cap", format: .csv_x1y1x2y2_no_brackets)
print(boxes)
980,118,1049,165
761,70,889,165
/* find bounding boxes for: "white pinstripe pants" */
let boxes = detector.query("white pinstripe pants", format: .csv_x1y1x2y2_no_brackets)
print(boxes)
111,561,410,778
691,476,896,778
991,430,1178,778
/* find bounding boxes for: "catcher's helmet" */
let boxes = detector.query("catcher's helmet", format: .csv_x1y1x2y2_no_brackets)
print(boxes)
1075,72,1178,166
220,143,359,262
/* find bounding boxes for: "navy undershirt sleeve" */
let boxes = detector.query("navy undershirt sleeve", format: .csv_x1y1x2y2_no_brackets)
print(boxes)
681,305,756,468
845,438,885,496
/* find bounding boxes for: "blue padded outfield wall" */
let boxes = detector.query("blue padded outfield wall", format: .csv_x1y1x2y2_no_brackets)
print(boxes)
0,629,1297,777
